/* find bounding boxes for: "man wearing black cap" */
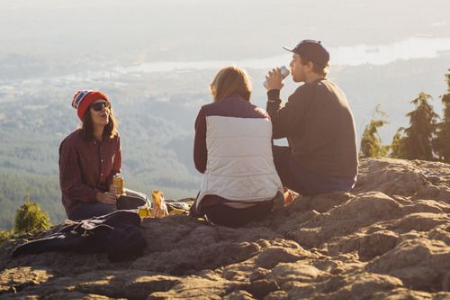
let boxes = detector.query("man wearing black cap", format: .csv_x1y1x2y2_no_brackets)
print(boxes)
265,40,358,197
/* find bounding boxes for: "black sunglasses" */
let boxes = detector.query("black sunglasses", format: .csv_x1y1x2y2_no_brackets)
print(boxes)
91,102,110,111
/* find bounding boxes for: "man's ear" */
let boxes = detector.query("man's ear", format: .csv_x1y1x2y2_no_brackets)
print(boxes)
305,61,314,72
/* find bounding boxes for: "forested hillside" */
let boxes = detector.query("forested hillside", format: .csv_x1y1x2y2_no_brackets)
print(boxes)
0,169,60,229
1,56,449,229
0,72,209,229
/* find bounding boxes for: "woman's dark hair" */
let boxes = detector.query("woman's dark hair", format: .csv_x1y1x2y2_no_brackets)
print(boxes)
79,105,118,141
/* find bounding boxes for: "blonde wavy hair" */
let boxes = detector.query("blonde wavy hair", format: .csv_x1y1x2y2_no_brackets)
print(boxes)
210,66,252,102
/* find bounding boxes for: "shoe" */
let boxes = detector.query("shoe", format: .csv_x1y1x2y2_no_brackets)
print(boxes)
283,188,295,206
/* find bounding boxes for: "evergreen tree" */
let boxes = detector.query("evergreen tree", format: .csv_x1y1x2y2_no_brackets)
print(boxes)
390,128,405,158
433,69,450,162
14,195,51,234
397,92,439,160
360,105,389,158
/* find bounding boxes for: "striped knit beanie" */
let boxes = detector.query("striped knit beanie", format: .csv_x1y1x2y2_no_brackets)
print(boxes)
72,90,109,120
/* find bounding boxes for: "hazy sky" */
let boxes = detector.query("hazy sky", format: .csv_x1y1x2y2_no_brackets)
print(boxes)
0,0,449,63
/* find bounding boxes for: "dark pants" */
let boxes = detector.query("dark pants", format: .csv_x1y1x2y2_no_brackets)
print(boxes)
69,202,115,221
68,188,148,221
272,145,356,196
202,200,275,228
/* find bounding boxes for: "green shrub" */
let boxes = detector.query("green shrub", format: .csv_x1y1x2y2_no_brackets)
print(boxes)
0,230,13,245
14,195,51,234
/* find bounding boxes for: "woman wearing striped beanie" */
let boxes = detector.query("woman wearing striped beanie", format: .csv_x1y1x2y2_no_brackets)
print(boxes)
58,90,145,220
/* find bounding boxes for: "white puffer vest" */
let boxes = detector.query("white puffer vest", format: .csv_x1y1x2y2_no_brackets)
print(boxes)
196,115,283,209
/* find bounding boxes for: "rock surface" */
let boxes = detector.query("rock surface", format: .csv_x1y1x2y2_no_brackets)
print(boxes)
1,158,450,300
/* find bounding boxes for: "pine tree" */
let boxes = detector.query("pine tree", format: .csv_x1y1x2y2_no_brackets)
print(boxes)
14,195,51,234
360,105,389,158
397,92,439,160
390,128,405,158
433,69,450,162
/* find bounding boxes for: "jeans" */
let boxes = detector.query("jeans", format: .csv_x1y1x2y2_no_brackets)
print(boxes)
69,202,115,221
272,146,356,196
68,188,148,221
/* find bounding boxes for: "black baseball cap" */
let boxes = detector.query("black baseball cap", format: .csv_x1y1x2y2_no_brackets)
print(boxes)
283,40,330,67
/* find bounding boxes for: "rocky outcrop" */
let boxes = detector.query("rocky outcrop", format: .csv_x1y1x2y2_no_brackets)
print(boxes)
1,158,450,300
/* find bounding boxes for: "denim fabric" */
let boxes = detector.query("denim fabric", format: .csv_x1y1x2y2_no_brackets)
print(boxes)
68,188,148,221
68,202,115,221
272,146,356,196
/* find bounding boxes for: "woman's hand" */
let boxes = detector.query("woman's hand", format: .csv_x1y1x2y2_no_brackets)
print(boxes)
109,184,118,196
96,192,117,204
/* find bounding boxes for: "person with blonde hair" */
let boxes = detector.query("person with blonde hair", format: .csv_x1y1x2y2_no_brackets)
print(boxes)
191,66,283,227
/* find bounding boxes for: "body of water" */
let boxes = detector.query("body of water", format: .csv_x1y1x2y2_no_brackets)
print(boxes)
117,37,450,74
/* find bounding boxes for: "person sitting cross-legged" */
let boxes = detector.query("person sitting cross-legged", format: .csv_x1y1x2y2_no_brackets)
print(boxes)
191,66,284,228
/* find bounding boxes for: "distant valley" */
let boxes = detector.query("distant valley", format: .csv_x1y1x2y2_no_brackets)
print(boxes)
1,52,449,229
